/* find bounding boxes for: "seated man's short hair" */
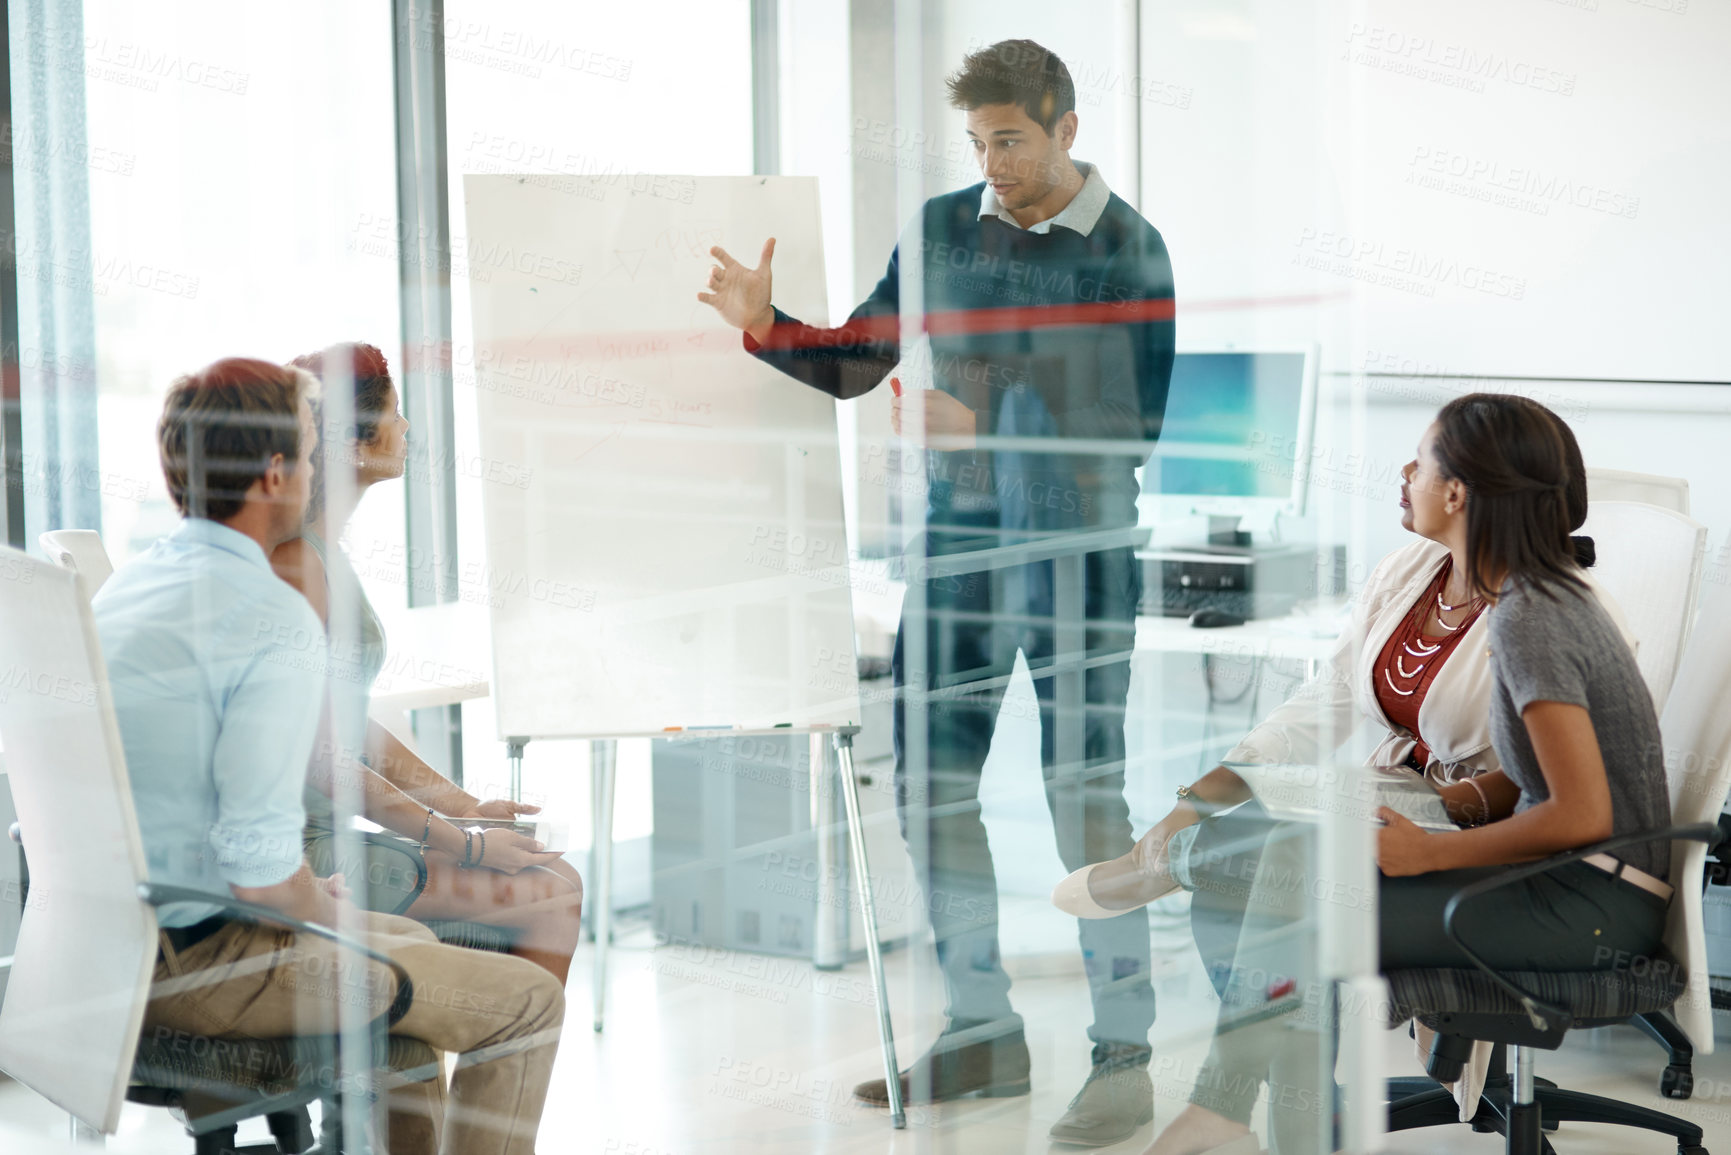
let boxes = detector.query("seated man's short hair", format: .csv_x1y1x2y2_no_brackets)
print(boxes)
157,358,319,522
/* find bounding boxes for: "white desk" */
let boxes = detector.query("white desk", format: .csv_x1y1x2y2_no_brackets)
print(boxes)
369,601,492,732
1134,606,1344,669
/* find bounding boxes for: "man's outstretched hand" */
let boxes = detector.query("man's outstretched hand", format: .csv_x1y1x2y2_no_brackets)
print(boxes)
698,238,777,345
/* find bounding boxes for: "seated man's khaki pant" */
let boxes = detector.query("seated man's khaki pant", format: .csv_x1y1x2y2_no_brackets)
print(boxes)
146,912,564,1155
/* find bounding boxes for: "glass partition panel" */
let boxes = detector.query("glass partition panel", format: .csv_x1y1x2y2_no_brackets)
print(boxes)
0,3,1716,1153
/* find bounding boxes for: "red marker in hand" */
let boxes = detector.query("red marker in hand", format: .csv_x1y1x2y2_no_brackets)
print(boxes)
891,376,903,397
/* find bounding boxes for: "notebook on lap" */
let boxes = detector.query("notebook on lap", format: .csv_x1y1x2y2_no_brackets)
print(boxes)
1221,762,1457,832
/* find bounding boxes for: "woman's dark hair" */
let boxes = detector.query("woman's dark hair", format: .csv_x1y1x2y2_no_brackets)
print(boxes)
1543,405,1597,568
1430,393,1587,600
288,343,395,523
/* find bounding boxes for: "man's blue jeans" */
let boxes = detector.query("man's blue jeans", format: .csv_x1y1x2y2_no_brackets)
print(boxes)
892,543,1154,1052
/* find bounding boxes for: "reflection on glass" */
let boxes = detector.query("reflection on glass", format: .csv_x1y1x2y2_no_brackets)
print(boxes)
0,5,1697,1155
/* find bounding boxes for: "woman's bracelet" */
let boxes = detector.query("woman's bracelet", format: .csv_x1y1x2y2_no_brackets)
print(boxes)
1463,775,1491,827
460,826,475,868
474,828,488,869
419,807,434,853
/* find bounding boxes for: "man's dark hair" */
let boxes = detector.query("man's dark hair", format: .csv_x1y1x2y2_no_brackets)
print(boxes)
946,39,1075,133
157,357,315,523
289,342,396,522
1431,393,1586,601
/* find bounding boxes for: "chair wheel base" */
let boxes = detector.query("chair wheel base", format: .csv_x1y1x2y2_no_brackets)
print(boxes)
265,1108,315,1153
193,1128,237,1155
190,1130,283,1155
1661,1063,1694,1100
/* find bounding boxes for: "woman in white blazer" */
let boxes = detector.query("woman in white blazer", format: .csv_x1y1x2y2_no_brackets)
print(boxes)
1129,397,1666,1155
1053,408,1631,922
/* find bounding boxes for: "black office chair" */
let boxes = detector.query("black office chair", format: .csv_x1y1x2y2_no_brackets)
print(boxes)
131,883,446,1155
9,819,514,1154
0,546,515,1153
132,833,519,1152
345,828,526,953
1384,823,1719,1155
6,816,445,1155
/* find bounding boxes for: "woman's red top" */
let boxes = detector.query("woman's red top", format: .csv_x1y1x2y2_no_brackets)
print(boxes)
1372,564,1485,769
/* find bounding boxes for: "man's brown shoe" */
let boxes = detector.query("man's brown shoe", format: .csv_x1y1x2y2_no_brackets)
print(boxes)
853,1021,1031,1107
1047,1055,1155,1146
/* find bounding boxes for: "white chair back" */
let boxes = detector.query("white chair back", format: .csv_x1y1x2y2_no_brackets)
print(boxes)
1587,467,1690,515
0,546,157,1131
1580,500,1707,714
37,530,114,604
1658,536,1731,1053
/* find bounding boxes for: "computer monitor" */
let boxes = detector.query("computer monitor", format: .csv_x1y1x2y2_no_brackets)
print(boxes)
1139,346,1319,528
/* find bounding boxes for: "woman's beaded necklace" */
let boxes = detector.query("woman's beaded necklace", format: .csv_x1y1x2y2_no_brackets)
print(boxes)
1382,559,1485,698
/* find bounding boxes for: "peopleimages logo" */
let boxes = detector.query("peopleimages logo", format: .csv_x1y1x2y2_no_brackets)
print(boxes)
0,665,97,708
1407,146,1640,220
1342,23,1577,96
1294,228,1526,300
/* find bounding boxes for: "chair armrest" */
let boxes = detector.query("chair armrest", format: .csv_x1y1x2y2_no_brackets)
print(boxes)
1706,814,1731,888
353,830,430,917
1438,823,1718,1032
137,882,414,1029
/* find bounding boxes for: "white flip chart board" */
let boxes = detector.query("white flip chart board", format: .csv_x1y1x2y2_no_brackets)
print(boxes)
464,174,861,739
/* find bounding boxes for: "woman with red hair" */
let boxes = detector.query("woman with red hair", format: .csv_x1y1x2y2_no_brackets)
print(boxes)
273,342,584,985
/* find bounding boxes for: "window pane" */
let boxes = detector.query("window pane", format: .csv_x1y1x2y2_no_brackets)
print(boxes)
82,0,401,597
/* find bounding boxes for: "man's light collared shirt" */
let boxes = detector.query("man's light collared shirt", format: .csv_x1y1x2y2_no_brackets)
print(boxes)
94,518,326,927
978,160,1111,237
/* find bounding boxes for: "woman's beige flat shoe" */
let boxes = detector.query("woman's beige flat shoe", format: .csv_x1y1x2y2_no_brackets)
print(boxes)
1051,859,1180,919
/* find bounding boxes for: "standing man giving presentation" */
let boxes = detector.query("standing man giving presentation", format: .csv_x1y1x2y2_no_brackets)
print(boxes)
700,40,1174,1146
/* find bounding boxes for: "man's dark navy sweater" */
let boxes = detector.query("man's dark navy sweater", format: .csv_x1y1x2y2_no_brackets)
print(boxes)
749,181,1175,550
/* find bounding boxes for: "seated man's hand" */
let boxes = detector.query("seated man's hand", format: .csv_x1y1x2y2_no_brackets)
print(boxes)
320,871,352,903
235,863,358,930
892,388,977,449
477,828,565,876
463,798,543,820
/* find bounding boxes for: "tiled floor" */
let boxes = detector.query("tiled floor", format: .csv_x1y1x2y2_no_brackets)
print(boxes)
4,895,1729,1153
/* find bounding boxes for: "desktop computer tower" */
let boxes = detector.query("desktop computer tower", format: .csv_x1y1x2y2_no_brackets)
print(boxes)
1137,541,1345,619
651,733,820,958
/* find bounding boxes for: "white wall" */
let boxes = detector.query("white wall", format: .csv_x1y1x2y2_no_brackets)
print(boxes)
1324,378,1731,564
1143,0,1731,382
782,3,1731,582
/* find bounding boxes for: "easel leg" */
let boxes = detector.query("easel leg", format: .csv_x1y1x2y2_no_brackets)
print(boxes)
835,731,904,1129
506,738,526,804
1053,551,1085,852
591,738,618,1033
811,731,849,970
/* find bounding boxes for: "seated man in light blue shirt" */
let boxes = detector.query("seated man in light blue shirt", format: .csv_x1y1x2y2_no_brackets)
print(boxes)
95,357,563,1155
